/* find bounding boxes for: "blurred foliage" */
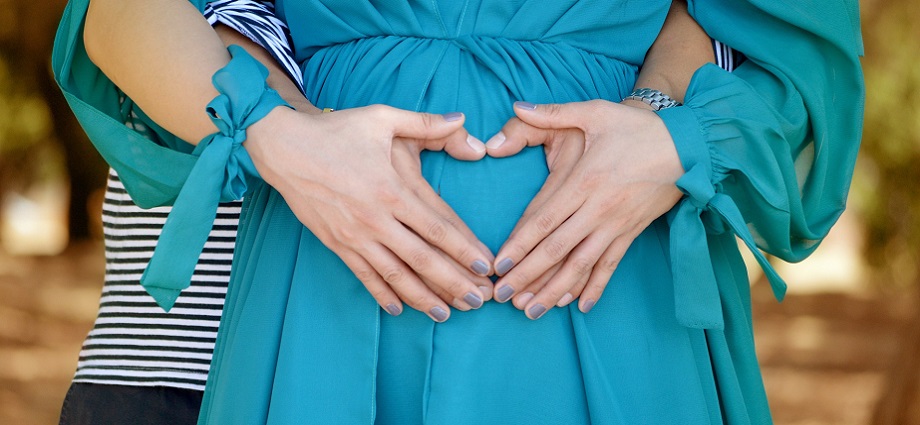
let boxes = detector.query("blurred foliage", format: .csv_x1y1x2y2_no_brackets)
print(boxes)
0,50,66,192
0,0,107,241
855,0,920,287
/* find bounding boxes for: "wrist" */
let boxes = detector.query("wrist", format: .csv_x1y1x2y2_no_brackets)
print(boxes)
244,106,310,183
622,87,682,111
621,98,657,111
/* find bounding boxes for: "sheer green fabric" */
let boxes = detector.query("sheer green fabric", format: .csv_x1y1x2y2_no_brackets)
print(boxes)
52,1,864,424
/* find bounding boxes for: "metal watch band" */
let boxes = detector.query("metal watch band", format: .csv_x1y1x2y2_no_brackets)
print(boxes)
623,87,682,111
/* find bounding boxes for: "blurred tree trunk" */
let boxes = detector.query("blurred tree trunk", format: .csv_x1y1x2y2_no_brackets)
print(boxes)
34,53,105,240
871,289,920,425
859,0,920,421
2,0,107,240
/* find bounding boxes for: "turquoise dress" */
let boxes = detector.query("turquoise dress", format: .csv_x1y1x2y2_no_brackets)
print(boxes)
53,1,865,424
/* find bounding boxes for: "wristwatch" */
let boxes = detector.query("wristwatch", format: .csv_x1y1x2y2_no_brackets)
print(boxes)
623,88,681,111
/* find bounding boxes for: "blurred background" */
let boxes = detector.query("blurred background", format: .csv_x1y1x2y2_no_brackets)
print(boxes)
0,0,918,424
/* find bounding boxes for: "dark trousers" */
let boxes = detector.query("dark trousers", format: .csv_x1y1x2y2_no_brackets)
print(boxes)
59,383,203,425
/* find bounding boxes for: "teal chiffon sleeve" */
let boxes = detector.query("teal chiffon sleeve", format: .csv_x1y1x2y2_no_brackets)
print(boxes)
657,0,864,328
52,0,289,310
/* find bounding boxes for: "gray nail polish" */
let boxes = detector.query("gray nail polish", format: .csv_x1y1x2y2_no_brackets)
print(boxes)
496,285,515,303
385,303,402,316
496,258,515,276
430,306,449,322
464,292,484,309
514,101,537,111
528,304,548,320
442,112,463,122
581,300,596,314
471,260,490,276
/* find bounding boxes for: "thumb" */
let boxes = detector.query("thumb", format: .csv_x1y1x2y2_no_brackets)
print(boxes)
485,117,555,158
512,100,598,131
385,108,485,161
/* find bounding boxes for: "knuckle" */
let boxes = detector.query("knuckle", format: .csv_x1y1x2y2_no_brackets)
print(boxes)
535,211,557,234
441,213,460,229
420,112,436,130
571,256,594,276
542,238,568,262
353,267,377,284
375,185,403,207
597,194,620,212
425,219,448,244
333,225,361,245
368,286,391,301
600,256,620,274
408,248,433,270
576,170,604,193
382,267,406,285
452,245,474,265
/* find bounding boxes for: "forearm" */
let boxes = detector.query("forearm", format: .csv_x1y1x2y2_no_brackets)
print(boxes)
626,0,714,106
84,0,309,144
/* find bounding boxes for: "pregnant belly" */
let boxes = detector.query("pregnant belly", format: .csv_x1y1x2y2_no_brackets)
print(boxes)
421,146,548,254
302,36,635,251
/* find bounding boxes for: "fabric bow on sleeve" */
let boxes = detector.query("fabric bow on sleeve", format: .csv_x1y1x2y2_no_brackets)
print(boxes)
141,45,289,311
659,103,787,330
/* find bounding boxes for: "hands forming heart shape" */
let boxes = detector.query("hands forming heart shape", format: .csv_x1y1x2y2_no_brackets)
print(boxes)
245,99,684,322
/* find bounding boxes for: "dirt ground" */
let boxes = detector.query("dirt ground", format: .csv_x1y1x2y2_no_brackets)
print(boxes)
0,241,915,425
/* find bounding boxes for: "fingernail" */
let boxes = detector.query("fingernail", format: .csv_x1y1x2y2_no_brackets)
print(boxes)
442,112,463,122
430,306,449,322
496,285,515,303
514,101,537,111
452,298,470,311
479,286,493,299
463,292,484,309
557,293,574,307
528,304,548,320
471,260,490,276
581,299,596,314
514,292,534,310
385,303,402,316
495,258,514,276
467,135,487,154
485,132,506,150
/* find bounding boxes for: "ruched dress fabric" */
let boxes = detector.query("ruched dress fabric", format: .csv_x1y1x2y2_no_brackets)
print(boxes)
52,0,865,424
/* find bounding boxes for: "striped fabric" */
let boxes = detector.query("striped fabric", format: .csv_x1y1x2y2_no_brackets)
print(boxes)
203,0,305,93
72,170,238,391
713,40,746,72
71,1,746,390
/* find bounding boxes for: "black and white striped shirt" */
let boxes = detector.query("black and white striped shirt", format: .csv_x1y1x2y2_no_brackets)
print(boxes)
72,170,237,390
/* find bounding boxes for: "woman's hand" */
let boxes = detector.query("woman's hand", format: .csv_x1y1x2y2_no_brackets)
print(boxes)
484,100,685,318
245,105,494,322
